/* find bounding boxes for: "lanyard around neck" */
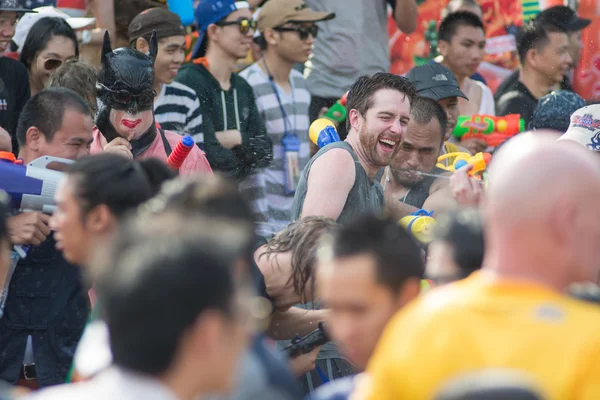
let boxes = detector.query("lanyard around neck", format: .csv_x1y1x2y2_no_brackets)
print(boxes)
262,59,296,135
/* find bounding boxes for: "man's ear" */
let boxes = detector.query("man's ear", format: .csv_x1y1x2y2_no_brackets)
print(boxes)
206,24,219,42
526,48,540,69
264,29,277,46
348,108,362,131
135,37,149,54
437,40,449,58
395,277,422,309
25,127,42,152
85,204,115,234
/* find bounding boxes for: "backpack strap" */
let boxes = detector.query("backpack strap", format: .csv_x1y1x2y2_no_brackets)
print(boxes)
159,129,173,157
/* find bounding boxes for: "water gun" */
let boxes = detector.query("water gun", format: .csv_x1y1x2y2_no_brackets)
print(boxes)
437,152,491,178
323,92,349,124
452,114,525,147
165,0,194,26
1,156,70,214
167,135,194,170
283,322,330,359
399,209,438,245
309,118,340,148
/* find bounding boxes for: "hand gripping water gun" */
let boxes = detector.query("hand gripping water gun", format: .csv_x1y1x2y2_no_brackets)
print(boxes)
437,152,492,179
452,114,525,147
0,156,71,318
283,322,331,359
309,118,341,148
166,135,194,170
323,92,349,124
399,209,438,245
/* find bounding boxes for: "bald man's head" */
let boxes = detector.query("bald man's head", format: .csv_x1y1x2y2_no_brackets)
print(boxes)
485,131,600,285
0,127,11,153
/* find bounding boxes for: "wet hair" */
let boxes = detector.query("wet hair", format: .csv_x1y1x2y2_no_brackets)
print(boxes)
434,209,484,277
441,0,483,20
20,17,79,70
516,20,565,65
326,214,424,293
346,72,416,131
67,153,176,220
98,214,243,375
50,60,98,115
16,87,91,148
258,217,338,303
410,96,448,144
438,11,485,43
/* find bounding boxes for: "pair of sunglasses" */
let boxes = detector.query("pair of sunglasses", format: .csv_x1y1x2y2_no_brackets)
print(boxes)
215,18,257,35
98,83,156,108
44,58,63,71
273,25,319,41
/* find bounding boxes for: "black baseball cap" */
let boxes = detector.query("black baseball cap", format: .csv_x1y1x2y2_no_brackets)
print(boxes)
406,63,468,101
0,0,34,13
129,7,185,44
536,6,591,32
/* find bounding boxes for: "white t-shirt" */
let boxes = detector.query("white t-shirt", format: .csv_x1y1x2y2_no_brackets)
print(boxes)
475,80,496,115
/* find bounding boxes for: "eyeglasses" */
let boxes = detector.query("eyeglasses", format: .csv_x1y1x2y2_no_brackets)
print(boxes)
44,58,63,71
215,18,257,35
273,25,319,41
97,83,156,109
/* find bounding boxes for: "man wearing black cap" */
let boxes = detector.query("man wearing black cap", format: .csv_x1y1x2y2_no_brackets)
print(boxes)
0,0,34,154
129,7,204,146
406,63,472,158
495,6,591,98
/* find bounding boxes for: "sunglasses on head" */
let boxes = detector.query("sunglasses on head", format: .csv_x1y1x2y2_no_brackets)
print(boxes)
215,18,257,35
273,24,319,40
97,83,156,108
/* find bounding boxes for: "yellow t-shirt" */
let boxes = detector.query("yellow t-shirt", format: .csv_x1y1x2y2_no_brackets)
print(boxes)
355,272,600,400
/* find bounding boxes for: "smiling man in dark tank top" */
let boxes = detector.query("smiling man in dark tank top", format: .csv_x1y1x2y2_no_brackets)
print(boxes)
292,73,416,224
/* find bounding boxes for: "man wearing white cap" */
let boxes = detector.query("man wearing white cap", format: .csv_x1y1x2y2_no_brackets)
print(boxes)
0,0,34,154
558,104,600,155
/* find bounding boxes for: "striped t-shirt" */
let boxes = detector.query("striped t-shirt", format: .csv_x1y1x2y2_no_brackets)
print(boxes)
239,64,311,236
154,81,204,146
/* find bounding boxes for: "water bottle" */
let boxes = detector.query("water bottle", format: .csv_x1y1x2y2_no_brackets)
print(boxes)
281,133,301,196
167,0,195,27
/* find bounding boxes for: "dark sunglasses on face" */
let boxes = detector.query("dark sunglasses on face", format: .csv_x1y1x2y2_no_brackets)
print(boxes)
273,24,319,40
97,83,156,108
44,58,63,71
215,18,257,35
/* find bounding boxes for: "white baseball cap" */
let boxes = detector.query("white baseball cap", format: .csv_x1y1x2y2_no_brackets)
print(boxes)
12,6,95,51
557,105,600,152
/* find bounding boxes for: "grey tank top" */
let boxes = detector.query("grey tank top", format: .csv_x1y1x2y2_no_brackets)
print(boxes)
291,141,384,224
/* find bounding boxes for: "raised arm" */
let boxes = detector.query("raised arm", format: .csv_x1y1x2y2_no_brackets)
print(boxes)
301,148,356,221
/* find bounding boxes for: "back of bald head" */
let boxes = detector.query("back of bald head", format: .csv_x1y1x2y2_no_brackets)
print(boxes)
486,131,600,230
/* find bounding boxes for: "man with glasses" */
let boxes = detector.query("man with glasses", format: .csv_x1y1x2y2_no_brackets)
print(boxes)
239,0,333,235
91,31,212,175
0,0,34,154
176,0,272,196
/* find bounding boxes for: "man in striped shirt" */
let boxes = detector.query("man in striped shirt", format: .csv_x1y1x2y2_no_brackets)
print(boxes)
129,7,204,146
239,0,333,235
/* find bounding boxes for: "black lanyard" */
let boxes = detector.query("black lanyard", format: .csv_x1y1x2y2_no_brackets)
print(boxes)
262,59,296,135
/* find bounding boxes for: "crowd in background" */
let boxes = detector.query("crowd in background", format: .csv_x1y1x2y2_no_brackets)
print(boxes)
0,0,600,399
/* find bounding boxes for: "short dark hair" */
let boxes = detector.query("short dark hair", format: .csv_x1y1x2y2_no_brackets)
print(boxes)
438,11,485,43
328,214,424,293
346,73,416,131
516,20,564,65
97,214,247,375
16,87,91,148
434,210,484,277
20,17,79,70
67,153,176,220
50,60,98,115
410,96,448,143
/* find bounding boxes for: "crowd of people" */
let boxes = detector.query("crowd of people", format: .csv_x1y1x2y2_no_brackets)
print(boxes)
0,0,600,399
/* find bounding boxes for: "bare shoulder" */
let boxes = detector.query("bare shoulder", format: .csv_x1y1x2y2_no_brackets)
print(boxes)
312,147,355,170
308,148,356,186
